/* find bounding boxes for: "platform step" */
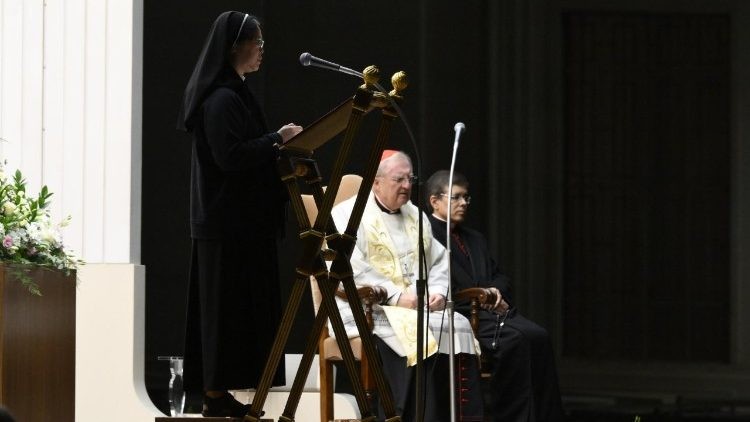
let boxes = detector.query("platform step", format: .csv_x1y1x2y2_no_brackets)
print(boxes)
155,418,273,421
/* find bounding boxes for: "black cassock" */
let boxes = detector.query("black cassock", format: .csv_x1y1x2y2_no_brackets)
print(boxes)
182,67,286,391
429,215,564,422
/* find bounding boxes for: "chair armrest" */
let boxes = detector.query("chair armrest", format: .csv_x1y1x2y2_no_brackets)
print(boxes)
454,287,497,305
453,287,498,336
335,286,387,331
335,286,388,305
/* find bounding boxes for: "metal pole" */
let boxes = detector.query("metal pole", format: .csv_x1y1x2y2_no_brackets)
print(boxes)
445,122,464,422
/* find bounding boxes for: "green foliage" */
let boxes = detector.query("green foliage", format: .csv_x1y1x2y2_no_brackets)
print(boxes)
0,162,82,295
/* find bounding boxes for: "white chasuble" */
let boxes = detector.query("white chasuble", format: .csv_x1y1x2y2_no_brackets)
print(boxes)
329,193,478,364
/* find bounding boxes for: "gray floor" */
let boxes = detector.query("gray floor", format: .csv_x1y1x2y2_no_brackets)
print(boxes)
562,394,750,422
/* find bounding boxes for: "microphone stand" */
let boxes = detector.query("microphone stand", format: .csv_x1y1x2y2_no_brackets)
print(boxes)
446,122,464,422
416,194,426,422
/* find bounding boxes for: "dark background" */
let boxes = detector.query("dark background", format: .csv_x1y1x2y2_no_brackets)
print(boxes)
142,0,749,419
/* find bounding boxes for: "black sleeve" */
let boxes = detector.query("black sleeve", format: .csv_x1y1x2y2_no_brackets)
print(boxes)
202,89,282,172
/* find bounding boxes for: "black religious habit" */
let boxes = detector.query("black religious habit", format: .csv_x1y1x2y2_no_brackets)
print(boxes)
178,10,286,392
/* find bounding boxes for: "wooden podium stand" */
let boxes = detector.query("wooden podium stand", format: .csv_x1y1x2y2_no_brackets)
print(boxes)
0,264,76,422
244,67,408,422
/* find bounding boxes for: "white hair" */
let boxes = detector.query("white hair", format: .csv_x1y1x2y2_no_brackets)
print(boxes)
376,151,412,176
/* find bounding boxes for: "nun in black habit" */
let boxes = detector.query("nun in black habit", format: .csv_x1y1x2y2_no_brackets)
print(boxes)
177,11,302,417
426,171,565,422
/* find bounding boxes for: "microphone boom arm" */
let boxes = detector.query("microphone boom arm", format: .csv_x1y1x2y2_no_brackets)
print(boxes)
299,52,363,78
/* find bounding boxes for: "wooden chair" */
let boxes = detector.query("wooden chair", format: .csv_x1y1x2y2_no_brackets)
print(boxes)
301,174,386,422
454,287,499,375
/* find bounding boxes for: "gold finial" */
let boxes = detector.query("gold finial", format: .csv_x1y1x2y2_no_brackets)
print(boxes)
389,71,408,98
361,65,381,89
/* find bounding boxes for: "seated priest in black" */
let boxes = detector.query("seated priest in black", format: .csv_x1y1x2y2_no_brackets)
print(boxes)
426,170,564,422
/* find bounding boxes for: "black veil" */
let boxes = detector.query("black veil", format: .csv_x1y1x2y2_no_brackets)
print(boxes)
177,11,259,132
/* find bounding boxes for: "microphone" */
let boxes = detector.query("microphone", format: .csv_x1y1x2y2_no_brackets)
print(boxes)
299,52,363,78
453,122,466,142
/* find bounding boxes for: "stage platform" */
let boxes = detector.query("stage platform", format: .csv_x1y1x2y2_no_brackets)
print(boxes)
155,418,273,422
155,419,359,422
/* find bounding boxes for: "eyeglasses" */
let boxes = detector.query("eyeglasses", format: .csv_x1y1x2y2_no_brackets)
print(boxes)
254,38,265,48
441,193,471,204
388,175,418,185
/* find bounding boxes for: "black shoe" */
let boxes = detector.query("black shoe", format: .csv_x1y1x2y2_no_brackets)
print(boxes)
202,393,251,418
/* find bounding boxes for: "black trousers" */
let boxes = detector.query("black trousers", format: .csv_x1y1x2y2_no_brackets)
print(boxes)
477,309,564,422
375,336,484,422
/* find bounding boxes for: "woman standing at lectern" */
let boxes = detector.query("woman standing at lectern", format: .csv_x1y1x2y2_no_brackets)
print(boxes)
176,11,302,417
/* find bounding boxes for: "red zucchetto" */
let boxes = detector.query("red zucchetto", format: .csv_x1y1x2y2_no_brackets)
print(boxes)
380,149,399,162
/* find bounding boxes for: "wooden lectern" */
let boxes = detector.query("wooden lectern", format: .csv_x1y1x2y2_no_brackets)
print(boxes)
0,264,76,422
244,66,408,422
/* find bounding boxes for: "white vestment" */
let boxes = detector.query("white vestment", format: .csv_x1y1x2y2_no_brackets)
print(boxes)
329,193,477,365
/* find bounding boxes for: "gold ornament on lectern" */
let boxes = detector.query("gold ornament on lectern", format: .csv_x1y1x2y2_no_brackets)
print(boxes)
361,65,381,89
389,71,408,98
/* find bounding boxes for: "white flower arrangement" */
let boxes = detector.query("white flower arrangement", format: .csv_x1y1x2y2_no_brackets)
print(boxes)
0,159,82,295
